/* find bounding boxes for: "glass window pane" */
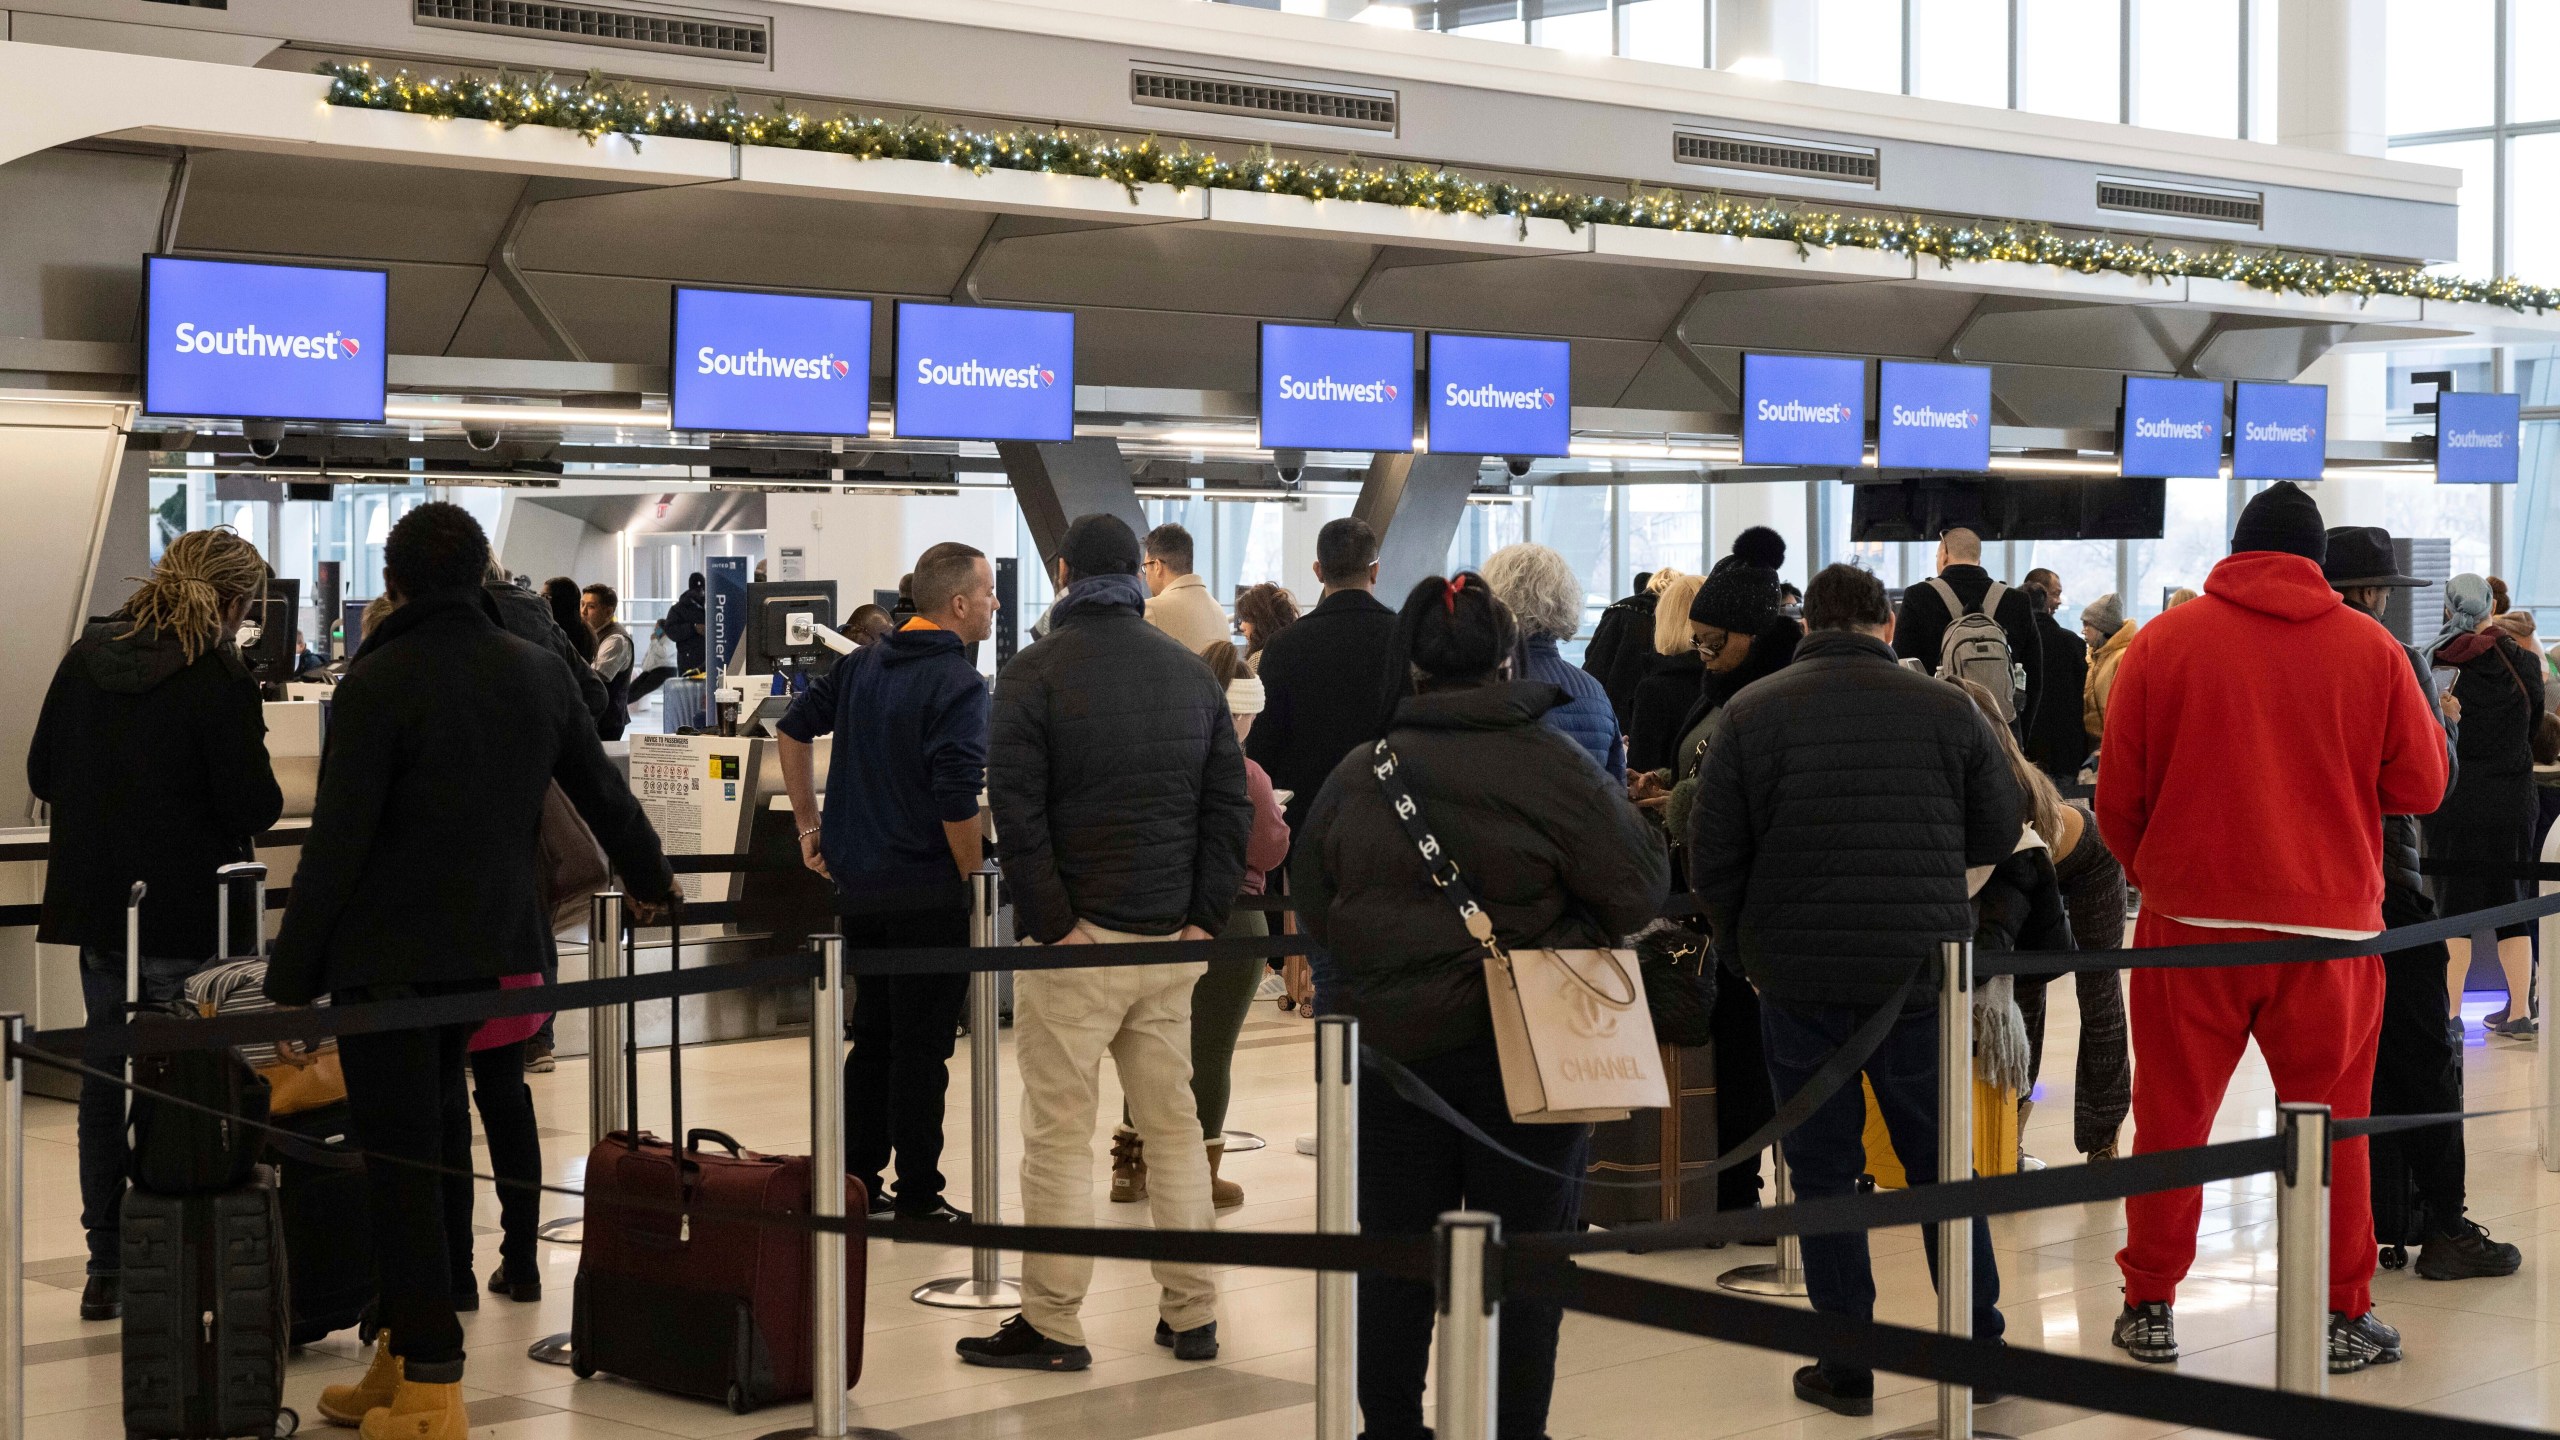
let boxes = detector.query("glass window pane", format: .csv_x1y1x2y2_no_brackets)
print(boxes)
1910,0,2010,107
2518,421,2560,610
2132,0,2239,138
2018,0,2120,122
1626,483,1705,579
2391,137,2495,275
2014,539,2118,634
2508,133,2560,281
1815,0,1904,93
1446,501,1527,579
2126,476,2226,622
1531,486,1613,638
2386,0,2493,134
1617,0,1706,64
1529,0,1611,51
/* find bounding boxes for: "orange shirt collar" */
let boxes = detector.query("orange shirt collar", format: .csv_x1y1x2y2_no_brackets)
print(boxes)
900,617,943,632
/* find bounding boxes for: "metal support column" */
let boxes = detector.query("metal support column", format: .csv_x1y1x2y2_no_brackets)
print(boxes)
914,867,1021,1308
531,891,625,1366
1885,941,2004,1440
1717,1148,1807,1296
1315,1017,1360,1440
2275,1103,2332,1396
2,1013,25,1440
757,939,857,1440
1433,1212,1501,1440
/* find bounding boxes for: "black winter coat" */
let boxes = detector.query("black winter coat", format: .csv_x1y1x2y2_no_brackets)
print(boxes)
1293,682,1668,1062
2383,630,2456,900
1583,591,1659,725
1975,842,2073,956
664,584,707,672
1893,564,2046,735
1688,629,2021,1008
30,619,284,958
1629,651,1704,774
989,579,1254,943
2024,612,2090,777
265,593,674,1004
1245,587,1398,837
486,580,609,723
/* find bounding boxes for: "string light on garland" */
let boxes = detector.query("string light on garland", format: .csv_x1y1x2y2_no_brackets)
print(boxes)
319,63,2560,316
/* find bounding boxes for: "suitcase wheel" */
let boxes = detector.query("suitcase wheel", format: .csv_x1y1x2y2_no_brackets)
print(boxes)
2380,1244,2410,1271
571,1356,596,1380
725,1384,750,1416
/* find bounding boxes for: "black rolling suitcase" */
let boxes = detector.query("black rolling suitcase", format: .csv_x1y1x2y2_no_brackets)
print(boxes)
116,882,295,1439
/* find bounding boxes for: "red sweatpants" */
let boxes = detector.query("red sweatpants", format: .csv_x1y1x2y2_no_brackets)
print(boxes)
2116,911,2385,1317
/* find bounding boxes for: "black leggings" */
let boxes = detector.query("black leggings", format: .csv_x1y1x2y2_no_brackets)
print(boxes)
442,1041,544,1283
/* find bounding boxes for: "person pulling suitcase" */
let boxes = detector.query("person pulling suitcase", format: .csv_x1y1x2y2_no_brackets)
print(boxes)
265,505,675,1440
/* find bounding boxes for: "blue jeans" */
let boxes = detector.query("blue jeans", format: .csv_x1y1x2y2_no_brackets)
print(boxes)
77,947,199,1274
1762,996,2003,1378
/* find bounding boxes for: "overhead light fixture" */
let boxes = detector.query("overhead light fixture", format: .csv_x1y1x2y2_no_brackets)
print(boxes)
385,400,671,430
1351,4,1417,26
1725,55,1785,81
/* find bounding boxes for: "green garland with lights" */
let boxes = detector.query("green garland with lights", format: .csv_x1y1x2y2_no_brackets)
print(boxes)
320,63,2560,315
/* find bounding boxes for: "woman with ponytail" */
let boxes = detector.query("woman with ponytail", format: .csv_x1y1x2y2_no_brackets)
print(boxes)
30,527,284,1320
1294,572,1668,1440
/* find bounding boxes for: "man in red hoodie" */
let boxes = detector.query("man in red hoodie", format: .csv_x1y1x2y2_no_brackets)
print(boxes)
2097,481,2447,1375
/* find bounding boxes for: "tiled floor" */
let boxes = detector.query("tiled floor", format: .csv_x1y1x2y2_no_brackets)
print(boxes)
21,991,2560,1440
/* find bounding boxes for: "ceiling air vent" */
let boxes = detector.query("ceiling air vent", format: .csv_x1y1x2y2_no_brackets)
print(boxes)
1130,66,1398,134
2096,176,2263,228
413,0,770,63
1674,127,1879,187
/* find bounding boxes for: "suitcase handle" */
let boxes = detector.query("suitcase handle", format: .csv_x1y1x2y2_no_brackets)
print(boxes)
685,1127,744,1158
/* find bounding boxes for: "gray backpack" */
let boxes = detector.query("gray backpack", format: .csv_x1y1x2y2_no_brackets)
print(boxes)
1927,577,2022,721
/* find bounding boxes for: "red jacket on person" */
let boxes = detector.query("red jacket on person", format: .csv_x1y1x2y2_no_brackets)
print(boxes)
2095,551,2447,935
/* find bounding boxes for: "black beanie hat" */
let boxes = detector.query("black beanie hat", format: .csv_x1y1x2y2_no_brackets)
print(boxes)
2229,481,2327,563
1691,564,1782,634
1058,512,1142,577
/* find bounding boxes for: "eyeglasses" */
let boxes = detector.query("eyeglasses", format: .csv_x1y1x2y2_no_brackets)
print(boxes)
1693,630,1731,658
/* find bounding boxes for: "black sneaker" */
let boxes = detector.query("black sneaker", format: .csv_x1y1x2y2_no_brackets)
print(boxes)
488,1262,542,1303
2417,1216,2524,1281
78,1274,119,1322
1792,1364,1873,1416
2329,1310,2403,1374
896,1200,971,1225
957,1314,1091,1371
865,1193,895,1221
2112,1301,2178,1364
1154,1319,1219,1360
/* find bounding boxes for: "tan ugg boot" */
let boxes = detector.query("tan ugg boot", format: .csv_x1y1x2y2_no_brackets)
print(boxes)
1207,1137,1243,1210
1109,1127,1147,1204
317,1332,401,1427
356,1378,467,1440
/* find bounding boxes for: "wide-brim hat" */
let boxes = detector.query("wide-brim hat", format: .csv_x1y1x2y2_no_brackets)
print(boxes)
2321,526,2422,589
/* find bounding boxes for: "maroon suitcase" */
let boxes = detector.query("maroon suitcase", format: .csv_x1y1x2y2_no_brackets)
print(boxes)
570,918,866,1412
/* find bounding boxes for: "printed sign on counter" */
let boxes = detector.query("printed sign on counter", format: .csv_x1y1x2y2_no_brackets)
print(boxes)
2231,381,2327,481
1259,323,1415,453
627,733,760,904
1876,360,1992,471
143,256,388,423
670,287,873,436
1425,334,1569,457
894,302,1075,441
1740,353,1865,467
2118,376,2225,478
2435,391,2523,484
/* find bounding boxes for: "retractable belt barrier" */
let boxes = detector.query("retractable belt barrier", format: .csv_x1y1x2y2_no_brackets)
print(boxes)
1977,887,2560,977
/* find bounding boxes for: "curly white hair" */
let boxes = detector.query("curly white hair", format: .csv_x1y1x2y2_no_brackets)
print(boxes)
1479,543,1584,643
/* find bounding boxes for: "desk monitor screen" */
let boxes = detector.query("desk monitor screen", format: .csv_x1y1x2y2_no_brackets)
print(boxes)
240,577,300,685
342,599,369,656
738,581,839,673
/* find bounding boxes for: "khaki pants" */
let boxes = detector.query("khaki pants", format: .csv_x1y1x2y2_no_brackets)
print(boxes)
1014,921,1219,1346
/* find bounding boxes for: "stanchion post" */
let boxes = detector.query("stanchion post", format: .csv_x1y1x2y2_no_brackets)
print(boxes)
913,866,1021,1308
761,939,851,1440
3,1014,25,1440
2275,1103,2332,1397
587,890,629,1147
1433,1212,1500,1440
1717,1147,1807,1297
1936,940,1976,1440
1314,1017,1359,1440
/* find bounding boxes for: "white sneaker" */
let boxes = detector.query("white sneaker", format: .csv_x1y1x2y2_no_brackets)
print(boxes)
1294,1133,1318,1157
1254,972,1286,1001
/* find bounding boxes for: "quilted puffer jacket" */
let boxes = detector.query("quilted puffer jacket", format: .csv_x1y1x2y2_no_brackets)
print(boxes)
989,573,1253,943
1686,628,2021,1009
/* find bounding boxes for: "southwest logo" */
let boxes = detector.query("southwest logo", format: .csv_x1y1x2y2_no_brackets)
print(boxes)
1280,375,1400,405
833,359,851,378
171,322,358,362
1443,382,1556,412
914,357,1053,391
1887,403,1980,431
696,346,849,381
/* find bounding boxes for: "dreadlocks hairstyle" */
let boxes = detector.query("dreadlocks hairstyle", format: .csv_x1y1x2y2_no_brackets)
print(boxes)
120,528,270,664
1376,571,1520,733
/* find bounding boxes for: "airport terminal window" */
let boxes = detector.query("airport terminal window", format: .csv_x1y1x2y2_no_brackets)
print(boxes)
1530,485,1613,641
2393,138,2498,276
2386,0,2494,136
1614,0,1705,66
2015,538,2115,633
1909,0,2009,108
1446,498,1526,577
2128,0,2240,138
1813,0,1903,94
2016,0,2120,122
2126,477,2227,621
1527,0,1611,53
1623,482,1704,581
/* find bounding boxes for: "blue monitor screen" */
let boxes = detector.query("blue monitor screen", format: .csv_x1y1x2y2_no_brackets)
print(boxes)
893,302,1076,442
1876,360,1992,471
2436,391,2522,484
671,288,874,437
1740,354,1865,467
2118,377,2225,478
1259,324,1415,453
1425,334,1569,457
143,256,388,423
2231,381,2327,481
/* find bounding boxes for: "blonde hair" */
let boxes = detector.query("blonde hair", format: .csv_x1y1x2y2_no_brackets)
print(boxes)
121,528,269,663
1646,566,1687,595
2166,587,2200,609
359,593,400,643
1654,573,1706,657
1954,677,2065,849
